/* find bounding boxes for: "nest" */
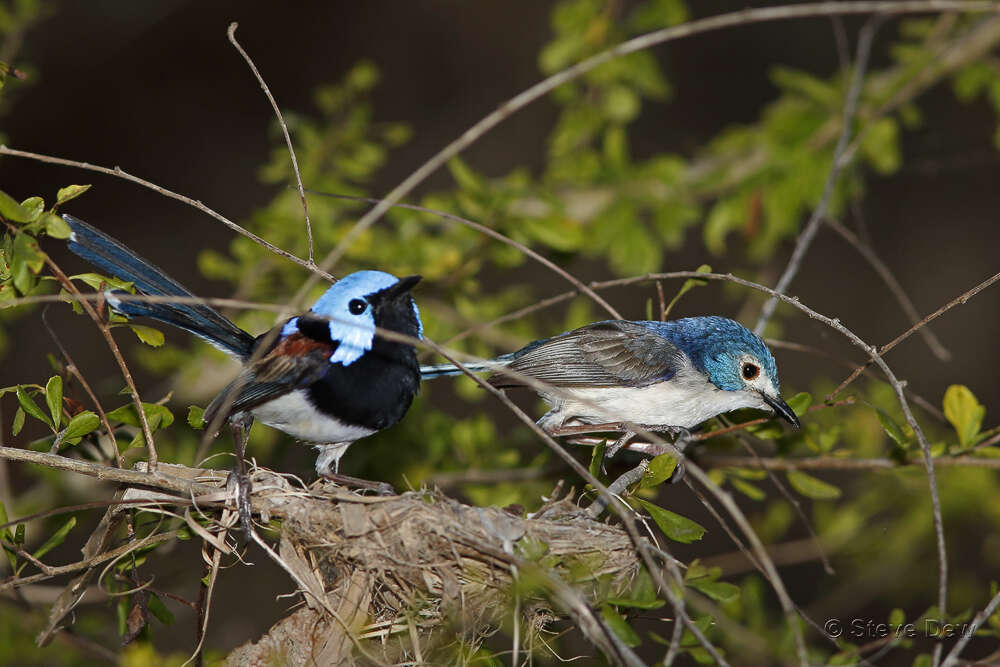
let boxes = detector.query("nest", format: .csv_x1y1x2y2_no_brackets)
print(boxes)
228,474,645,665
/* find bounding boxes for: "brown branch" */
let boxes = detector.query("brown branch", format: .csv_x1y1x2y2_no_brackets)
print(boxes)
826,216,950,360
228,23,315,265
829,269,1000,400
699,454,1000,470
0,145,333,281
41,254,158,469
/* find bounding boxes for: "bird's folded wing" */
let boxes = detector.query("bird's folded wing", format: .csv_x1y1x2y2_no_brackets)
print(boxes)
490,320,684,388
203,334,333,425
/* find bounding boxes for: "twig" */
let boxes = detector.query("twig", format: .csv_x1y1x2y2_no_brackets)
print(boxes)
826,216,950,360
941,588,1000,667
41,254,158,469
700,454,1000,470
228,23,315,265
829,269,1000,399
40,307,123,468
0,145,332,281
293,1,1000,315
755,16,883,334
305,190,622,319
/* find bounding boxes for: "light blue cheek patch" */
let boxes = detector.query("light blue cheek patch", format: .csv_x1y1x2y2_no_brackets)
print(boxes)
281,317,300,337
328,317,375,366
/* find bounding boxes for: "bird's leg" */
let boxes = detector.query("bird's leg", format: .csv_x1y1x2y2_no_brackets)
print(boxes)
228,414,254,535
604,424,693,484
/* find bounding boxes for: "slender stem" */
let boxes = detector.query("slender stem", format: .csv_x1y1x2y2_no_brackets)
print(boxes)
755,16,882,333
228,23,315,265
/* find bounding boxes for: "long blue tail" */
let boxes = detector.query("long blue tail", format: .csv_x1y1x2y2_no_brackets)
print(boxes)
419,354,514,380
64,214,256,359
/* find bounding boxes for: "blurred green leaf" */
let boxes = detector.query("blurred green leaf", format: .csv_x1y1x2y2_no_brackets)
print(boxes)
600,604,641,647
731,477,765,501
690,578,740,603
877,408,909,449
661,264,711,319
147,593,174,626
106,402,174,431
943,384,985,447
589,440,606,479
187,405,205,430
11,406,24,436
787,470,841,500
32,517,76,560
44,375,62,430
129,324,164,347
637,499,706,543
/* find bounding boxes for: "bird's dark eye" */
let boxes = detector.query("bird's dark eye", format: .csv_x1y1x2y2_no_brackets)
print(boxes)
348,299,367,315
742,363,760,381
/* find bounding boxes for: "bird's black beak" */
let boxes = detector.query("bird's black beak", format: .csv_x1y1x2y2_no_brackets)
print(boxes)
374,275,422,303
762,393,801,428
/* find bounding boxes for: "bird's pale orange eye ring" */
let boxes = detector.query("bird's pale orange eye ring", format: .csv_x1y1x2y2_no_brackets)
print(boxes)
742,363,760,381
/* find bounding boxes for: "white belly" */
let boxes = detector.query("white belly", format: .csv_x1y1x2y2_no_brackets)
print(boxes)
249,390,375,443
540,377,766,429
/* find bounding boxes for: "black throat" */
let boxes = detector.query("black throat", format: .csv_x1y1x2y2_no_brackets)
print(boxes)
305,297,421,431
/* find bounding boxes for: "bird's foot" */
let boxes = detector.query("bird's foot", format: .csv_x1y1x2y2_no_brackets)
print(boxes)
226,469,254,538
320,471,396,496
604,424,692,484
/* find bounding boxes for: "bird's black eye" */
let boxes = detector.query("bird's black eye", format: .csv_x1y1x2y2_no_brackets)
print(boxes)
348,298,367,315
742,363,760,381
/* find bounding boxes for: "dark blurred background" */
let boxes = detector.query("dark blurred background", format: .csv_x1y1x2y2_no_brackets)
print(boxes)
2,0,1000,663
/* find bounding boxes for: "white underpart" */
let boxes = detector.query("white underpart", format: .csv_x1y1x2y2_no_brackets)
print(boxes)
248,390,375,475
536,365,771,431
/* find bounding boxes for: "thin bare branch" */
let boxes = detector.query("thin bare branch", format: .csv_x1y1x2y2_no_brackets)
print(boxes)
755,16,883,333
228,23,315,264
829,269,1000,399
0,145,332,281
826,216,950,360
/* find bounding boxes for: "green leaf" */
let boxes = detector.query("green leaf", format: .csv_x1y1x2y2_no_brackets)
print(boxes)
889,608,906,626
637,499,706,543
56,184,91,205
147,593,175,626
600,604,641,647
11,407,25,436
640,453,678,489
12,232,44,294
877,408,909,448
690,579,740,603
42,213,71,239
730,477,765,501
31,517,76,560
62,411,101,443
787,470,841,500
662,264,711,319
16,386,52,430
106,402,174,430
0,502,10,541
19,197,44,222
0,189,35,222
68,272,133,291
589,440,606,479
129,324,164,347
45,375,63,430
187,405,205,430
943,385,985,447
973,446,1000,459
785,392,811,418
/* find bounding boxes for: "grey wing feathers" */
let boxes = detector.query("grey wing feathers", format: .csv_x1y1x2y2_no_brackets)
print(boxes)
489,320,682,389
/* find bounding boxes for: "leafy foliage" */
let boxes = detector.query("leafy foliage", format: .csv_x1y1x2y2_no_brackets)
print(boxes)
3,1,1000,664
